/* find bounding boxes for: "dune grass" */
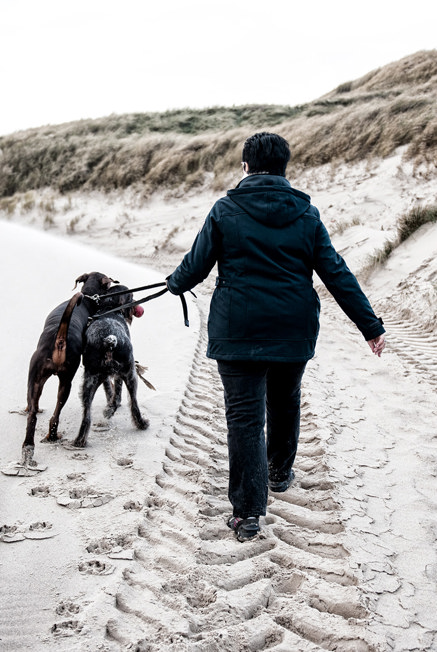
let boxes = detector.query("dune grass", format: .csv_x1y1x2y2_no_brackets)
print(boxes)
0,50,436,198
362,202,437,276
397,204,437,243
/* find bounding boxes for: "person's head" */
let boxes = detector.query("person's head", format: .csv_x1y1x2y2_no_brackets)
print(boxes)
242,132,290,176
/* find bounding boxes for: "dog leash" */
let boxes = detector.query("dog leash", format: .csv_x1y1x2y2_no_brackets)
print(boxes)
85,282,194,327
91,281,168,299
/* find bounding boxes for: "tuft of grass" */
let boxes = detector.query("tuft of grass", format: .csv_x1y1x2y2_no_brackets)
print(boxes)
397,204,437,242
39,197,55,213
362,202,437,277
66,215,82,234
43,214,55,229
328,216,362,236
22,192,35,212
0,196,17,215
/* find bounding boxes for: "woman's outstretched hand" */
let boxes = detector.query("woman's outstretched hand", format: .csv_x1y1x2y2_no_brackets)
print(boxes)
367,334,386,357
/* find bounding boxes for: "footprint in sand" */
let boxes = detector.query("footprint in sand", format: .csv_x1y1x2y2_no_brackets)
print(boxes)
55,601,81,616
78,559,114,575
86,534,135,559
1,460,48,477
0,521,57,542
123,500,142,511
29,484,51,497
51,620,83,637
56,487,114,509
116,457,134,468
70,451,89,460
24,521,57,539
92,419,111,432
66,472,86,481
0,524,25,543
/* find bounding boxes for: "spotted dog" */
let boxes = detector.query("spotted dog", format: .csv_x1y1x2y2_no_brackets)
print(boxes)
73,285,149,448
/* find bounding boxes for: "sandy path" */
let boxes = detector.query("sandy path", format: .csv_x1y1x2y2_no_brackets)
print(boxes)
91,295,437,652
101,298,385,652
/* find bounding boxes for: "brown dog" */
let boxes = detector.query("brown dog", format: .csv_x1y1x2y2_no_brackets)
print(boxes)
22,272,116,465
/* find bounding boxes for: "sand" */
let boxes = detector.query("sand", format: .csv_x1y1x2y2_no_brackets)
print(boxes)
1,148,437,651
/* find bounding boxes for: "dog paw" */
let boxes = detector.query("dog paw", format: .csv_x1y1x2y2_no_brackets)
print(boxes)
40,434,62,444
62,439,87,451
8,406,33,416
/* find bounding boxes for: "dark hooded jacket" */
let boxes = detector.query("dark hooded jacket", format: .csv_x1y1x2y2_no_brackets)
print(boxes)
166,175,384,362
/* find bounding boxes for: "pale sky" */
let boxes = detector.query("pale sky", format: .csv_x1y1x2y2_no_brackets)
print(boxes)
1,0,436,136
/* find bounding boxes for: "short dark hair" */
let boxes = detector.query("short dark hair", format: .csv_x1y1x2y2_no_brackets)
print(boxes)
242,132,290,176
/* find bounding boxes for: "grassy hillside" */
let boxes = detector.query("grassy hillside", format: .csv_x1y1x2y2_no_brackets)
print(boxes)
0,50,436,198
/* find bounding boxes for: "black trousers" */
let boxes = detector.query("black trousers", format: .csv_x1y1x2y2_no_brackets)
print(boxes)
217,360,307,518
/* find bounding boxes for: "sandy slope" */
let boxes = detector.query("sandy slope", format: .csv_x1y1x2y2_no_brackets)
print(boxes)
1,150,437,651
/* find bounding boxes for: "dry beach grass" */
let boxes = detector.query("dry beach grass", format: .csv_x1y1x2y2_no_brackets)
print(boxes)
1,50,436,197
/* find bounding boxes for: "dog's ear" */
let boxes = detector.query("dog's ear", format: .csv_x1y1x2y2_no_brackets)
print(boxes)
120,293,132,323
73,273,89,290
123,307,134,325
102,276,118,290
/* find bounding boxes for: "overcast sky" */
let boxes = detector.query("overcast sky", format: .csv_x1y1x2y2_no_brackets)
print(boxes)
1,0,436,136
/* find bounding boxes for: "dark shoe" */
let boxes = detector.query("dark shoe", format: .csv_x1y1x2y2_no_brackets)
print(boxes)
268,469,295,493
227,515,260,542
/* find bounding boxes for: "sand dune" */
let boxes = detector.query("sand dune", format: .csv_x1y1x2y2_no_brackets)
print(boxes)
1,149,437,651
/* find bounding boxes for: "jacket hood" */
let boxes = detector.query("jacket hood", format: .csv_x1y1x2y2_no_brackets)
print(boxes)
227,175,311,227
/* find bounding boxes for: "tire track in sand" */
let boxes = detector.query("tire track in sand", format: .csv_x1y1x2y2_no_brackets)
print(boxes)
376,314,437,386
106,304,384,652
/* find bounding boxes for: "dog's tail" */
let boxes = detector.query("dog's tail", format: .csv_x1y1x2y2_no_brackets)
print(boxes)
103,334,117,365
103,335,118,350
52,292,83,366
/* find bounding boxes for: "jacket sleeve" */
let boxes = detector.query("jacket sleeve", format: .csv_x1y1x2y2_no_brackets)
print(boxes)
313,219,385,340
166,209,220,295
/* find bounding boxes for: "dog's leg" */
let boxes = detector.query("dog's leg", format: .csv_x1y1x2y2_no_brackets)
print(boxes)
123,368,149,430
73,374,101,448
103,377,114,404
103,376,123,419
22,359,51,464
43,375,72,443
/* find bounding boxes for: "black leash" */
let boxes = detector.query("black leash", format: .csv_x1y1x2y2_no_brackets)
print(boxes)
90,281,168,299
85,282,193,327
